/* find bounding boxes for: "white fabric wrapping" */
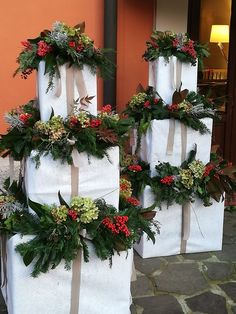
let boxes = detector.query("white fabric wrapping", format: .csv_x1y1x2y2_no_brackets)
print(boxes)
138,118,213,176
134,186,224,258
37,61,97,121
148,57,198,104
24,147,120,209
3,234,133,314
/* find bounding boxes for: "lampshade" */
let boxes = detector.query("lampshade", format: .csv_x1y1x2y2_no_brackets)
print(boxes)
210,25,229,43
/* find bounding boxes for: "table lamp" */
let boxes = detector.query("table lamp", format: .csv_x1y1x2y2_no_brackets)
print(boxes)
210,25,229,63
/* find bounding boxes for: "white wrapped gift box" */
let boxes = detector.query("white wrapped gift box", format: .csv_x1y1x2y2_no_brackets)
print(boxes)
24,147,119,209
138,118,213,176
148,57,198,104
134,186,224,258
37,61,97,121
2,234,133,314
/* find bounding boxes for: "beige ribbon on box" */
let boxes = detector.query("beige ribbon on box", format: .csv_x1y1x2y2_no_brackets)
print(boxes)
180,123,191,254
9,156,14,185
69,149,81,314
55,64,89,115
0,234,8,303
166,59,183,156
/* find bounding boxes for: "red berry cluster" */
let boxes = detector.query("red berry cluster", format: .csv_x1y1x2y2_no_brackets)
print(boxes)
68,209,77,221
68,41,84,52
21,41,32,51
143,100,151,108
128,164,142,172
203,164,215,177
90,119,102,128
125,197,140,206
102,216,130,237
160,175,175,185
168,104,179,111
181,40,197,59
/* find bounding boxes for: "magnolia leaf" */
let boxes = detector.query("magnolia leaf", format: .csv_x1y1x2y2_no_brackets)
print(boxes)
0,149,10,158
172,89,189,104
58,191,70,208
49,107,55,119
136,83,145,93
28,199,44,218
141,211,156,221
23,251,35,266
40,29,50,37
97,129,118,144
74,21,85,33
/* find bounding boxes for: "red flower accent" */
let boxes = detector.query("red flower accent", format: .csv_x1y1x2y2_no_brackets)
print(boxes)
128,164,142,172
37,40,52,57
143,100,151,109
69,41,76,48
90,119,102,128
68,209,77,221
160,175,174,185
126,197,140,206
21,41,32,50
102,104,112,113
203,164,215,177
19,113,32,124
70,116,78,126
154,98,160,104
172,38,179,48
168,104,179,111
77,44,84,52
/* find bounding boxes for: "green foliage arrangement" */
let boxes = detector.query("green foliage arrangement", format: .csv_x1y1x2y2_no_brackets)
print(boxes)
14,21,113,89
124,86,217,152
0,102,133,166
0,191,158,277
143,31,209,69
122,148,236,208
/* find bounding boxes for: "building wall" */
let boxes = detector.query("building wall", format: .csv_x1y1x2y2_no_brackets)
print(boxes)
0,0,104,132
116,0,155,112
155,0,188,32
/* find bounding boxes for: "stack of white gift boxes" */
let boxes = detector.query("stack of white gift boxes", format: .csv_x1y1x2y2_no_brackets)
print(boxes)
134,56,225,258
2,62,133,314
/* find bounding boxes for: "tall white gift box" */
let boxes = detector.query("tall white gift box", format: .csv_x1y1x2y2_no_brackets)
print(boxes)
148,56,198,104
134,186,225,258
37,61,97,121
139,118,213,176
24,147,120,209
3,234,133,314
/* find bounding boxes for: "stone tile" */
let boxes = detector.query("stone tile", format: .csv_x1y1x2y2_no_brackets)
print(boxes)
134,295,184,314
232,305,236,314
203,262,233,280
163,255,180,263
131,276,154,297
219,282,236,302
134,252,165,275
155,263,208,295
214,244,236,262
186,291,227,314
183,252,211,261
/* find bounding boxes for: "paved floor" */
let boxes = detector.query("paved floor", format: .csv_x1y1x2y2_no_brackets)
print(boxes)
0,158,236,313
131,210,236,314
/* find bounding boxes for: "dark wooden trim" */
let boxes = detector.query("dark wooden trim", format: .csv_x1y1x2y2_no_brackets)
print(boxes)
225,0,236,163
187,0,201,40
103,0,117,109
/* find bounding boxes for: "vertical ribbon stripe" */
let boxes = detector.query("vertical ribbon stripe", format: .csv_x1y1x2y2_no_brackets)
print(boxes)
66,65,75,115
180,123,191,253
166,119,175,155
70,250,82,314
1,235,8,304
74,69,88,111
9,156,14,185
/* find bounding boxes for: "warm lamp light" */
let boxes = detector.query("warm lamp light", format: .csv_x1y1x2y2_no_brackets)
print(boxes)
210,25,229,63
